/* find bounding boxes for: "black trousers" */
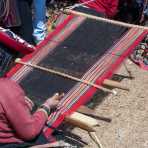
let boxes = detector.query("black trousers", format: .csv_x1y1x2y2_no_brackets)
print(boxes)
0,133,48,148
11,0,34,44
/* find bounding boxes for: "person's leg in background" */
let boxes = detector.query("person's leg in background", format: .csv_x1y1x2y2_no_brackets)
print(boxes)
33,0,47,44
16,0,34,44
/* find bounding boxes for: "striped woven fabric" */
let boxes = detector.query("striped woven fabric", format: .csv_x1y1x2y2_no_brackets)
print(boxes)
7,13,148,137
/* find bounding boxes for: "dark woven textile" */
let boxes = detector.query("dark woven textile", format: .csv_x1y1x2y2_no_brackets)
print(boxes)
20,18,126,107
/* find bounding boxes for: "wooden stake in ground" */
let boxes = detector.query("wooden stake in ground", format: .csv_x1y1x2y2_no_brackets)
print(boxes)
65,112,99,132
89,132,103,148
15,58,116,94
77,105,112,123
103,79,129,91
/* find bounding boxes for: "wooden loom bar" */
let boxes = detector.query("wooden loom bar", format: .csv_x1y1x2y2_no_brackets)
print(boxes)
66,111,103,148
77,105,112,123
65,112,98,132
89,132,103,148
77,105,95,115
65,9,148,30
15,59,116,94
103,79,129,91
66,112,103,147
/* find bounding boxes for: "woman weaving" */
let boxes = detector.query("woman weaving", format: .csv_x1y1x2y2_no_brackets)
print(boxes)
0,78,64,147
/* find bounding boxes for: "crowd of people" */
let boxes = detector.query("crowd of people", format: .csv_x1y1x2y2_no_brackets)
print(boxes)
0,0,147,147
0,0,147,45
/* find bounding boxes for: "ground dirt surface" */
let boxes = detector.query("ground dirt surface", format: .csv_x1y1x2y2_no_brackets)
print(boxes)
67,60,148,148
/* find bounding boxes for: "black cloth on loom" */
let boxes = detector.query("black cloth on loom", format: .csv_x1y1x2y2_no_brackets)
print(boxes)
19,10,127,107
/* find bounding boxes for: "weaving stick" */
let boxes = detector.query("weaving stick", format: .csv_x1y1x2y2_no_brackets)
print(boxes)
77,105,112,123
65,112,97,132
103,79,129,91
64,9,148,30
89,132,103,148
15,58,116,94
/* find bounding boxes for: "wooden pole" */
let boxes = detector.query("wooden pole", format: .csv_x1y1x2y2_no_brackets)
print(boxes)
15,58,116,94
65,9,148,30
66,112,103,147
77,105,112,123
103,79,129,91
65,112,98,132
89,132,103,148
77,105,95,115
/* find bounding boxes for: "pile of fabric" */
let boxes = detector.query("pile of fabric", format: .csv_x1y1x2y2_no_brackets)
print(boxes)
131,35,148,70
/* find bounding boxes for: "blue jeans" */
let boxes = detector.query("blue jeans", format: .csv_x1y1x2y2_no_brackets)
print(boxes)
33,0,46,43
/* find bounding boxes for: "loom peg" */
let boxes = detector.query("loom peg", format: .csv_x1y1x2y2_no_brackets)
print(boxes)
103,79,130,91
77,105,95,115
89,132,103,148
77,106,112,123
65,112,99,132
65,112,103,148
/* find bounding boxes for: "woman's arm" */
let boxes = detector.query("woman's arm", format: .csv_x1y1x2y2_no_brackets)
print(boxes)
0,79,48,140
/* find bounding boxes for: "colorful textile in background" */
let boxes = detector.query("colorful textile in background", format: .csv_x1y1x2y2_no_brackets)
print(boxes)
136,0,148,16
131,35,148,70
79,0,119,17
0,0,21,27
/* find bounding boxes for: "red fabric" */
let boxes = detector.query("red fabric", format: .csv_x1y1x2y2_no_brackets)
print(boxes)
0,78,47,143
0,32,35,55
79,0,119,17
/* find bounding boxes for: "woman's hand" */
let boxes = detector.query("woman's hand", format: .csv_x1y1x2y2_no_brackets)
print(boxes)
43,93,64,109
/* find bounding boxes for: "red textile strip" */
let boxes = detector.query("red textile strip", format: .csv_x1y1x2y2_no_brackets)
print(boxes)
0,32,34,54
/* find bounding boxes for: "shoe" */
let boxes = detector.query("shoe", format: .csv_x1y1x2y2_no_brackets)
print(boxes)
33,21,47,44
